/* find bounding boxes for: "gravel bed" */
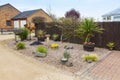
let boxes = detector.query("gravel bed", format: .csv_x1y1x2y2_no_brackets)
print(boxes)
7,37,110,75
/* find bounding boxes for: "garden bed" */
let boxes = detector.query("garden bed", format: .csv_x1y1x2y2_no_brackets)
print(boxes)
7,37,110,75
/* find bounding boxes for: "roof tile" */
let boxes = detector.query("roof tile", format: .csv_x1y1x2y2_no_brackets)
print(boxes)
12,9,40,19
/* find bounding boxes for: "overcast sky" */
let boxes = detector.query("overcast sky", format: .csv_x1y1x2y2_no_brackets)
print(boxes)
0,0,120,21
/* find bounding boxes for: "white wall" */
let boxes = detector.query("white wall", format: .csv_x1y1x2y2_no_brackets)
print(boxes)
102,15,120,22
113,15,120,21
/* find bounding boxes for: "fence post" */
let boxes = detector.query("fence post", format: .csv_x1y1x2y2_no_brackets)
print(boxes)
1,28,3,35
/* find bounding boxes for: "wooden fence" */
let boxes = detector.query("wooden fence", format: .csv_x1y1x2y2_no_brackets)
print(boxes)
45,22,120,50
91,22,120,50
0,28,14,34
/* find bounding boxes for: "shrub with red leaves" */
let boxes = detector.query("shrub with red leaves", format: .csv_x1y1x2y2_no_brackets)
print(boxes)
65,9,80,20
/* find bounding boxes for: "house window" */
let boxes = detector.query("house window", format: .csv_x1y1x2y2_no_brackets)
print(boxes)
20,20,26,28
107,16,111,20
114,16,120,20
6,20,11,26
103,17,106,20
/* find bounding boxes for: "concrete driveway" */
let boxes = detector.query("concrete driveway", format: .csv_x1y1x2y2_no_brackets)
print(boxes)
0,35,79,80
0,35,14,40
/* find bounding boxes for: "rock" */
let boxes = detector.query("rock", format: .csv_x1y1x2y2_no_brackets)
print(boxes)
64,46,74,49
87,60,93,63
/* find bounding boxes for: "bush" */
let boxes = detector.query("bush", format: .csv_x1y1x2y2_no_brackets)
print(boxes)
75,18,104,43
19,28,29,41
106,42,115,50
82,54,99,62
37,30,46,37
32,17,46,36
50,43,59,49
58,17,80,42
16,42,26,50
65,9,80,20
52,34,59,41
64,50,71,60
36,46,47,54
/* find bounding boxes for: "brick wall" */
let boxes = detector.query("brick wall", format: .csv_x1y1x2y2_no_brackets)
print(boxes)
27,9,53,28
0,4,20,29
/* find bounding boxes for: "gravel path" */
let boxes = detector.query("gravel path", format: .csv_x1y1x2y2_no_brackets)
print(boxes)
0,35,80,80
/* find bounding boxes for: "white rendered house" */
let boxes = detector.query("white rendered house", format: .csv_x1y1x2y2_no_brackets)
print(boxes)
102,8,120,22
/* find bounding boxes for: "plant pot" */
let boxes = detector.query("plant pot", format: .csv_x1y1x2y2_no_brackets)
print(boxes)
35,52,46,57
83,44,95,51
37,36,45,41
61,58,68,64
53,39,58,41
108,47,114,51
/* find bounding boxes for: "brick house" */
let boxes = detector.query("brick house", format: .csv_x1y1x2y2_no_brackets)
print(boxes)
11,9,53,29
0,3,20,29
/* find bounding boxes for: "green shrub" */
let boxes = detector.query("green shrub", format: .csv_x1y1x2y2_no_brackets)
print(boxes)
64,50,71,60
19,28,29,41
36,46,47,54
75,18,104,42
52,34,59,40
37,30,46,37
106,42,115,50
16,42,26,50
82,54,99,62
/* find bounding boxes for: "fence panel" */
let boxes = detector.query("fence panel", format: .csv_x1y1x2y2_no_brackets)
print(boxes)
92,22,120,50
45,22,120,50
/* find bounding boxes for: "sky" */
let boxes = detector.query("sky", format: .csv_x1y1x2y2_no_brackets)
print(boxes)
0,0,120,21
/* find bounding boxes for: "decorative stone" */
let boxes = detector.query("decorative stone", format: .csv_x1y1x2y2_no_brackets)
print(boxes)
64,46,74,49
66,62,73,67
86,60,93,63
45,34,50,43
61,58,68,64
35,52,46,57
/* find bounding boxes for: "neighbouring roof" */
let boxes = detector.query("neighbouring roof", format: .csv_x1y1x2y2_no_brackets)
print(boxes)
0,3,20,12
102,8,120,17
12,9,41,19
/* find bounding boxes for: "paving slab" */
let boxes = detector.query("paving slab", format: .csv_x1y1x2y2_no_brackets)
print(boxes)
83,51,120,80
